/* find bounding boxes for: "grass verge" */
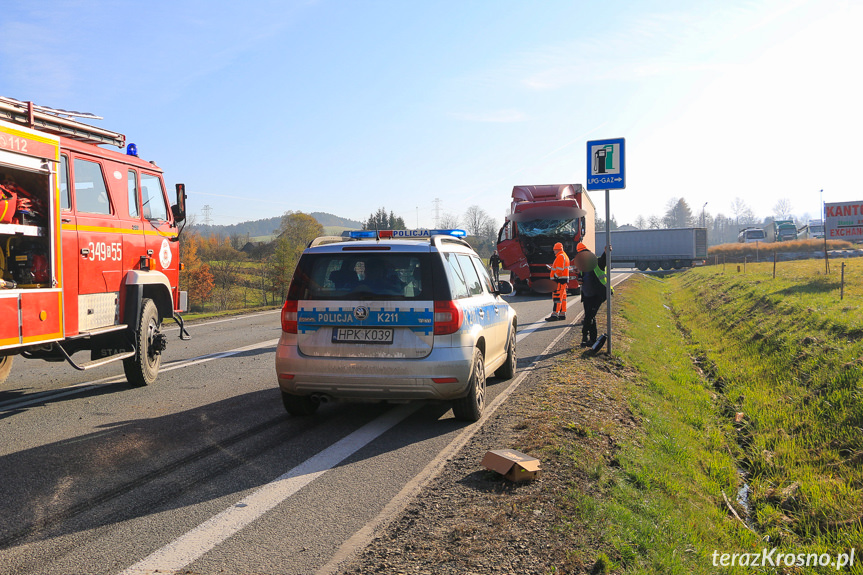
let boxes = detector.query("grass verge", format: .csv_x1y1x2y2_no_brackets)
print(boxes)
538,259,862,573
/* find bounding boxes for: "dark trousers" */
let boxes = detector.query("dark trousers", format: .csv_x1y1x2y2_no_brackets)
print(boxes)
582,297,604,343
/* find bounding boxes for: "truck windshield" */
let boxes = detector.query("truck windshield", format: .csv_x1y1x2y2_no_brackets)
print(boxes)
516,219,578,238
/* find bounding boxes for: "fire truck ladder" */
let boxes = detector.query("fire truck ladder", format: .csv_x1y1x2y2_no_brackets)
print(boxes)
0,96,126,148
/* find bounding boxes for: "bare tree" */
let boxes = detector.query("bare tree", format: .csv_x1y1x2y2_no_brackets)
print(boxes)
773,198,793,220
462,205,492,237
634,215,647,229
481,218,499,242
730,197,754,228
439,212,461,230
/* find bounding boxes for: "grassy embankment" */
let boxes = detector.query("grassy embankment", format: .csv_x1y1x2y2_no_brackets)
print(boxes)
544,258,862,573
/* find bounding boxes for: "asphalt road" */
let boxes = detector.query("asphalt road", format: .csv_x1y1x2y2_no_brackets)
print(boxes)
0,275,625,575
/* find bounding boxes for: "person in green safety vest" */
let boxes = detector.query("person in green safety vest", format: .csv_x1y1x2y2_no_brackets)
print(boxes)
573,242,612,347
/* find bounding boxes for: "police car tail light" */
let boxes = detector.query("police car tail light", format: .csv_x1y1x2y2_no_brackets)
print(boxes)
281,299,298,334
433,300,463,335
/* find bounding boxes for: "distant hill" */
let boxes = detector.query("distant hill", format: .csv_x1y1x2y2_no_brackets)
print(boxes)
312,212,363,229
193,212,362,240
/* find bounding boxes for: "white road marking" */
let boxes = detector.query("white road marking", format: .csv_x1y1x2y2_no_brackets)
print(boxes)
317,273,631,574
317,298,586,574
44,279,632,571
516,313,584,342
162,309,280,332
117,403,421,575
0,339,280,412
159,339,280,373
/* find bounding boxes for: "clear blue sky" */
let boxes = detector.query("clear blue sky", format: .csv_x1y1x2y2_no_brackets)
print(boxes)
2,0,860,229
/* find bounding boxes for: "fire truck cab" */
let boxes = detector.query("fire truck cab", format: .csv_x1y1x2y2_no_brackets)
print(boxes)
0,96,188,387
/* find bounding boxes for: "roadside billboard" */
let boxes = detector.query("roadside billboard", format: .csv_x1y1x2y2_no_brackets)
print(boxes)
825,201,863,240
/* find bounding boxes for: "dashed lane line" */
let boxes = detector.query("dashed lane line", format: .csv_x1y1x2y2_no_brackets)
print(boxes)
117,403,422,575
0,339,279,412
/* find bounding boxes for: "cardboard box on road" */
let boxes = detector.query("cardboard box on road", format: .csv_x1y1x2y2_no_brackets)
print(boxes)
482,449,541,482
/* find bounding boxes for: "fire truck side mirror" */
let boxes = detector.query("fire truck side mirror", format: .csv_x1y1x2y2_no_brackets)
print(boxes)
172,183,187,223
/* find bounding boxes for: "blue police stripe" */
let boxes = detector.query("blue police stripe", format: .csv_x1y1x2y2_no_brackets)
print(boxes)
460,303,500,332
297,306,433,335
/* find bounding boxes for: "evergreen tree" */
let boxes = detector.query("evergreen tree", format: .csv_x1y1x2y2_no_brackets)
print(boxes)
363,207,405,230
662,198,694,228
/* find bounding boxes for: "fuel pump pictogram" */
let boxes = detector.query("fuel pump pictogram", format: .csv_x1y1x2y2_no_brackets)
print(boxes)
593,144,614,174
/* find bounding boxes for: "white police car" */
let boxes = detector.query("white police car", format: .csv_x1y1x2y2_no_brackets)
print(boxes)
275,229,517,422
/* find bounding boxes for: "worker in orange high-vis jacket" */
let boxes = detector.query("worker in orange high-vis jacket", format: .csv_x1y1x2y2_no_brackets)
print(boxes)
545,242,570,321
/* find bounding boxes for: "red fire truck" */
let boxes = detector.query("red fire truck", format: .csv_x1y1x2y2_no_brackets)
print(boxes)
496,184,595,294
0,96,189,388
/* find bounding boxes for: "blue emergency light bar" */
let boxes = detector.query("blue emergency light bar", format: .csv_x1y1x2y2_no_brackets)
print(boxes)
348,229,467,239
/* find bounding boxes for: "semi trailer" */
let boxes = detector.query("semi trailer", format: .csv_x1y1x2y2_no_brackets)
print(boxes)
595,227,707,271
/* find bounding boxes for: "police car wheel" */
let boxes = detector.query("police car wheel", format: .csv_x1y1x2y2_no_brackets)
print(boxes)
124,298,162,387
494,326,516,380
281,391,319,416
0,355,12,387
452,348,486,422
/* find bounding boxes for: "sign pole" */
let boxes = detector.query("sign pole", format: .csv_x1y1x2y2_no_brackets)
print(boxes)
605,188,612,354
822,191,829,275
586,137,625,356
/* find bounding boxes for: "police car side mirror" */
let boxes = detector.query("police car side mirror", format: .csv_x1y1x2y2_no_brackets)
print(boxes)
496,280,513,295
171,183,187,223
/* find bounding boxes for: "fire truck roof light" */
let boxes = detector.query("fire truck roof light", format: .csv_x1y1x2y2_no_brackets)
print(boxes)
126,143,138,156
347,229,466,239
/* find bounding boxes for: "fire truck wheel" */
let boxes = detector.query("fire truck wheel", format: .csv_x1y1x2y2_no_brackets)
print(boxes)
0,355,12,386
124,299,162,387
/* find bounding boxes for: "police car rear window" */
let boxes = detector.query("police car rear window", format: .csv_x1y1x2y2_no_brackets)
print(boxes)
291,253,433,301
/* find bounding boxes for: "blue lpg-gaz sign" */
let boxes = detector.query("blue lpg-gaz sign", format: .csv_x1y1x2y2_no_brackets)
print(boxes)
586,138,626,191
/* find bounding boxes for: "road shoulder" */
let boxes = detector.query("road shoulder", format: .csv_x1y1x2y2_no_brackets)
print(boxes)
339,324,635,575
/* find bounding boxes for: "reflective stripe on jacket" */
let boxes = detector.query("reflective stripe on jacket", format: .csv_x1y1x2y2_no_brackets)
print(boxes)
551,251,570,281
581,251,610,299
